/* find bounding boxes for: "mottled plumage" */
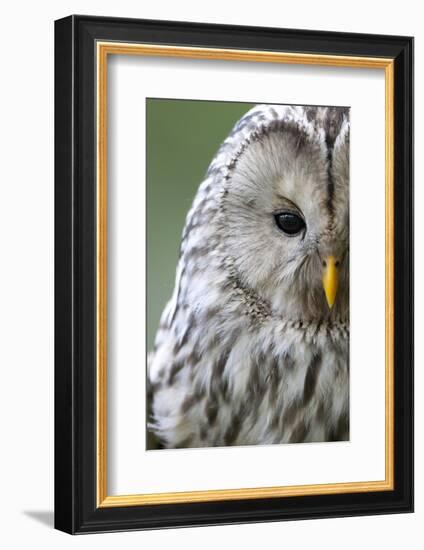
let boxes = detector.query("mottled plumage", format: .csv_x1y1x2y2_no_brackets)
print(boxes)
148,104,350,448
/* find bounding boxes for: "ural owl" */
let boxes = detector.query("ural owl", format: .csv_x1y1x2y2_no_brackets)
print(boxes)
148,104,349,449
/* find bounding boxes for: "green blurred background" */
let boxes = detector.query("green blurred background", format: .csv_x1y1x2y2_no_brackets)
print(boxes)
146,99,255,351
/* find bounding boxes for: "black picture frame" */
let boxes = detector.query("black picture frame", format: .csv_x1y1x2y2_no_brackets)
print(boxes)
55,14,414,534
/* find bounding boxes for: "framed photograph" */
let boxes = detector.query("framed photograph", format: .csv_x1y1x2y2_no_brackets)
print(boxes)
54,15,413,534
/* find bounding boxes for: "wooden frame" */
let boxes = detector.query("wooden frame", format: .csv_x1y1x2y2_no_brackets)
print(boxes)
55,15,413,533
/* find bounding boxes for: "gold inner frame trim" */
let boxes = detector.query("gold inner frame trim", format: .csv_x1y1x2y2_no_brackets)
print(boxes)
96,41,395,508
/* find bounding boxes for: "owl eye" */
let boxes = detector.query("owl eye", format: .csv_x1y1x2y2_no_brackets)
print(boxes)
274,212,305,236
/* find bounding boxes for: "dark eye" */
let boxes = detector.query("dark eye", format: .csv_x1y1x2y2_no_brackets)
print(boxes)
274,212,305,235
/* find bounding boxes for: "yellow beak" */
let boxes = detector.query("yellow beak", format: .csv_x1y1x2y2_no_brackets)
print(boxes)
322,255,339,309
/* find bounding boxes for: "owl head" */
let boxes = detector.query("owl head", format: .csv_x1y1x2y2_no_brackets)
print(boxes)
174,104,349,327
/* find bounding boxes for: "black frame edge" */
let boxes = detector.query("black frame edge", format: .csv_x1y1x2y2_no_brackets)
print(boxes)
393,35,414,515
54,15,77,534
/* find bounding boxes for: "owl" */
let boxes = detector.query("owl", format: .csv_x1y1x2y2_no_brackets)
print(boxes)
147,104,349,449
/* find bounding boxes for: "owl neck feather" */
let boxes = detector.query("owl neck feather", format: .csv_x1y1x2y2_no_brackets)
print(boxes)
223,255,348,329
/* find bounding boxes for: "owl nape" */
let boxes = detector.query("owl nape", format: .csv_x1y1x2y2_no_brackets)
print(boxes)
148,104,349,449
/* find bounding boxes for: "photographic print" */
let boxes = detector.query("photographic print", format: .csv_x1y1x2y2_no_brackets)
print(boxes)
55,17,413,533
147,99,350,450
